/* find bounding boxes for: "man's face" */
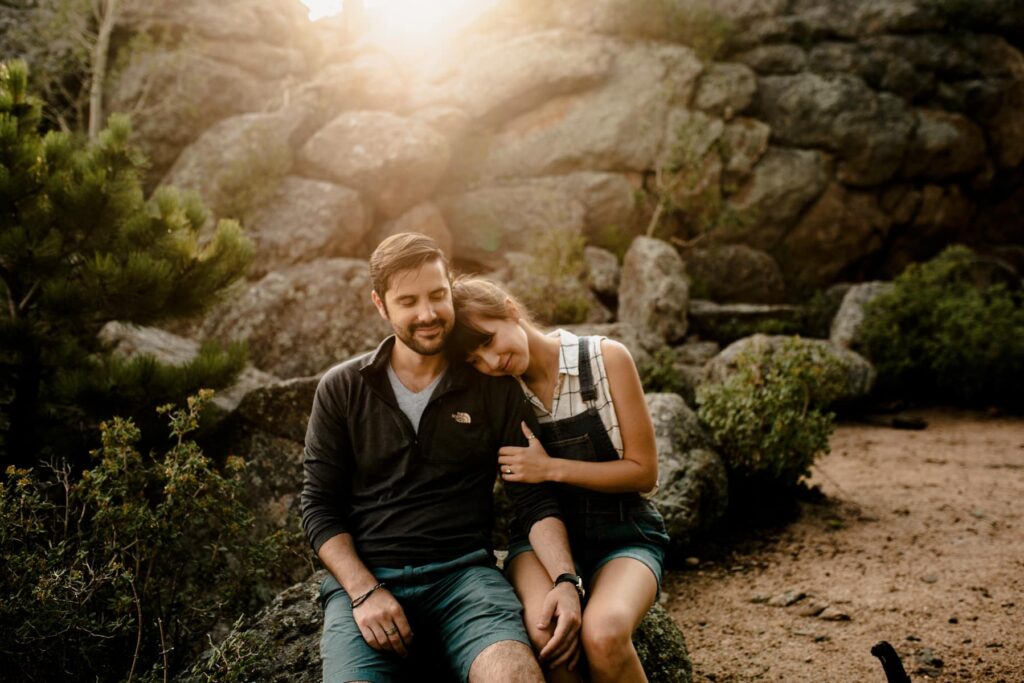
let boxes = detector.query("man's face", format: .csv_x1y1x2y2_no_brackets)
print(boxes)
373,259,454,356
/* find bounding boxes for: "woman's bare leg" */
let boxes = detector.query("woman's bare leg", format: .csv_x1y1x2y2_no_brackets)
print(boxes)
507,551,584,683
581,557,658,683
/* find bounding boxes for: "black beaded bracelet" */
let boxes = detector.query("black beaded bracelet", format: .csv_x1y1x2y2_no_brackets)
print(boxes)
351,581,386,609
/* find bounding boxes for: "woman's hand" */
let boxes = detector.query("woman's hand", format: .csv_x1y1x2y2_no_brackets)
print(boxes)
498,422,555,484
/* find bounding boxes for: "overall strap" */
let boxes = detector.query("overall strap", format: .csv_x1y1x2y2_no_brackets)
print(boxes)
577,337,598,404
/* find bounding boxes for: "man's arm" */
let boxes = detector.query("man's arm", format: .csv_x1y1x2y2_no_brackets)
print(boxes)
300,370,413,656
495,379,582,669
317,533,414,657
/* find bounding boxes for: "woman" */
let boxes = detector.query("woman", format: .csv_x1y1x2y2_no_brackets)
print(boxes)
449,276,670,683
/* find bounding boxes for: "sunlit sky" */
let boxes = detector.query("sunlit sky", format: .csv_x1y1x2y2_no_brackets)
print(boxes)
301,0,498,44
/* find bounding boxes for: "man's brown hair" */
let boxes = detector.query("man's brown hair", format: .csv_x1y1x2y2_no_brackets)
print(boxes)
369,232,449,302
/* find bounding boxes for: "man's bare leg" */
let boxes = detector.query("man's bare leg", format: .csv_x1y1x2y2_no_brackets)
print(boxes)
469,640,543,683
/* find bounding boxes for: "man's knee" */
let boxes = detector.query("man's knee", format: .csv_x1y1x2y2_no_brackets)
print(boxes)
469,639,543,683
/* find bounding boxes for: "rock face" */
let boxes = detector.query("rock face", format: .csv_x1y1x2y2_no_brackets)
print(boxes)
298,111,451,218
234,376,321,443
684,244,786,303
646,393,729,553
245,177,373,279
109,0,1022,296
177,570,692,683
619,237,690,344
439,185,587,268
199,258,391,378
830,281,895,349
447,39,704,183
704,334,876,402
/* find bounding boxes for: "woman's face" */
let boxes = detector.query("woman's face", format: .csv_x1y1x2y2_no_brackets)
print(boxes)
463,314,530,377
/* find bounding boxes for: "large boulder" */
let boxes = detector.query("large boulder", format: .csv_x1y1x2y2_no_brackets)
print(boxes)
508,172,644,241
199,258,391,378
683,244,786,304
234,376,322,443
492,252,613,325
720,117,772,183
371,202,455,259
161,108,309,221
726,147,829,249
298,112,451,218
245,177,373,278
619,237,690,345
900,109,988,180
98,321,278,414
177,570,692,683
777,182,894,287
110,48,283,178
755,72,915,186
829,281,896,349
447,40,703,183
646,393,729,553
704,334,876,402
438,185,586,269
411,29,615,125
692,62,758,120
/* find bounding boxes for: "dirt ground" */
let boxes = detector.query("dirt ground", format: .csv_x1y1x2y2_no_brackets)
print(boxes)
665,409,1024,682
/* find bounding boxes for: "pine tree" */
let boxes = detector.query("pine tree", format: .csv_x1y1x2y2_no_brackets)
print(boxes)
0,60,254,465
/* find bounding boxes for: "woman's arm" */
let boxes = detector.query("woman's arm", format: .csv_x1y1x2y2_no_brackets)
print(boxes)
497,339,659,493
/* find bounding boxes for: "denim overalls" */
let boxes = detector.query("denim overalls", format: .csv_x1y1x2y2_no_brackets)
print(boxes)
508,337,670,588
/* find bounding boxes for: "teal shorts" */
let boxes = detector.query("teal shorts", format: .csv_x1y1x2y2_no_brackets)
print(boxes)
319,549,531,683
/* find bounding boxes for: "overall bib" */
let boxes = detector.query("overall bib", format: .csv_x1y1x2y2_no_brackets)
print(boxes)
509,337,670,585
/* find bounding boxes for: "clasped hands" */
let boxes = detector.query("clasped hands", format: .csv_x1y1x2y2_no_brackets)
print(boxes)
350,569,582,670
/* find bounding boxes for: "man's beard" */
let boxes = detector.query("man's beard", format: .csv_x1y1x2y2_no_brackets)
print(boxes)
394,318,453,356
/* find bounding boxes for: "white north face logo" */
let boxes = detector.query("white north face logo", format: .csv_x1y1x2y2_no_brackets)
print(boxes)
452,411,472,424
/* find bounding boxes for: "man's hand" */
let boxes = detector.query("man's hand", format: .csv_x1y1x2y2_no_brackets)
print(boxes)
352,587,414,657
536,582,582,670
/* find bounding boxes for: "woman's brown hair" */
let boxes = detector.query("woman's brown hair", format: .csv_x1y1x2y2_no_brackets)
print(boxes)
448,276,533,360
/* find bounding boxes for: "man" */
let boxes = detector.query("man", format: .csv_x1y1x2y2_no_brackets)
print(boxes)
301,233,583,682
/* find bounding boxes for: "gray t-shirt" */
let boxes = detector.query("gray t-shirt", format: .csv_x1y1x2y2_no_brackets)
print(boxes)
386,363,445,433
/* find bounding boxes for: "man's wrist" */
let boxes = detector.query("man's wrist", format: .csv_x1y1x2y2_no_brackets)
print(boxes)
553,573,585,599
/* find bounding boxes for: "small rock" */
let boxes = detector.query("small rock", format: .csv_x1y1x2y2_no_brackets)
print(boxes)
906,634,922,642
768,590,806,607
817,606,850,621
797,600,830,618
948,616,959,624
750,594,770,604
685,557,701,568
921,574,939,584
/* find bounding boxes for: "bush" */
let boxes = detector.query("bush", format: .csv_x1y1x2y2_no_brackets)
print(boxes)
696,339,847,488
0,60,253,465
0,391,288,682
857,246,1024,406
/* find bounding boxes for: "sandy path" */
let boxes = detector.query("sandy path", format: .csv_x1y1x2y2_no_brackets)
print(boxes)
665,409,1024,682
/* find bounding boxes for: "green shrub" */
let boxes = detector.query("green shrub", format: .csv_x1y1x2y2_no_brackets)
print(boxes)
639,347,690,396
0,60,252,465
696,339,847,488
0,391,288,682
858,246,1024,406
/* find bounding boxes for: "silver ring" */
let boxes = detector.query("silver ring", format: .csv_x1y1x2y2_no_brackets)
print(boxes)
504,466,512,475
526,434,537,441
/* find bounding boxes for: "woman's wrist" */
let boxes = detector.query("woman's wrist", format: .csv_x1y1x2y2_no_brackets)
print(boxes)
546,457,564,483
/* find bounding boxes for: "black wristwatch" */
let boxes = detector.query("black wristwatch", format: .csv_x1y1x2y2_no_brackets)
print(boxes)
553,573,585,599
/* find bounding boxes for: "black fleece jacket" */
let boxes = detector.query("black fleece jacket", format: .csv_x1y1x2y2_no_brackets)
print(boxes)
300,336,561,568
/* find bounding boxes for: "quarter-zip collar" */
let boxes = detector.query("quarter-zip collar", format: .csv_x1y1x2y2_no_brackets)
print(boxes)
359,335,471,407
